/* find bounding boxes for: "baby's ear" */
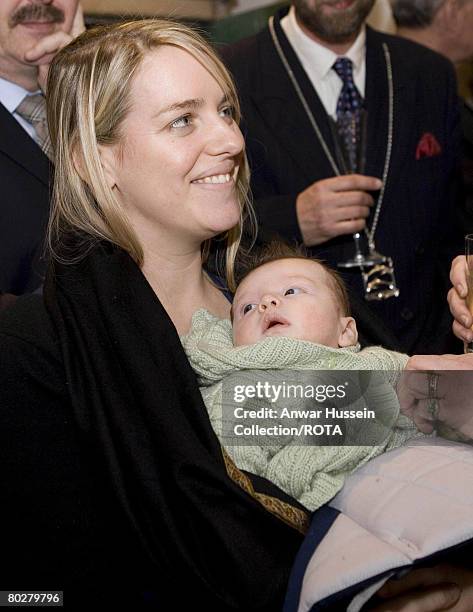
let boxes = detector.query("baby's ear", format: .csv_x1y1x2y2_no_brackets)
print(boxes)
338,317,358,348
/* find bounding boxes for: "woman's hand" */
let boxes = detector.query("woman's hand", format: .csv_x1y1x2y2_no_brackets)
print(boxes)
405,354,473,371
369,564,473,611
447,256,473,344
399,357,473,436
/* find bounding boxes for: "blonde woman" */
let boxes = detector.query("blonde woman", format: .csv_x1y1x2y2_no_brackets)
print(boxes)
0,20,306,610
1,20,472,611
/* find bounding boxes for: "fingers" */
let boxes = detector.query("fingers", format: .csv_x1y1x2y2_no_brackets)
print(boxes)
24,31,73,65
371,583,460,611
449,256,468,298
328,174,383,192
406,354,473,371
403,356,443,371
297,175,381,245
23,2,84,64
453,320,473,344
71,3,86,38
447,354,473,370
331,189,374,211
406,398,437,433
447,287,473,339
332,218,367,235
378,567,460,602
307,188,373,222
447,256,472,342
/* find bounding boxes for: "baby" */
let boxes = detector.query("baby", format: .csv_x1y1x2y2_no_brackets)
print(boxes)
182,244,429,511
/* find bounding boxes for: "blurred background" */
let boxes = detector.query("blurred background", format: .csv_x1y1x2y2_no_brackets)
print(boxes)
81,0,471,101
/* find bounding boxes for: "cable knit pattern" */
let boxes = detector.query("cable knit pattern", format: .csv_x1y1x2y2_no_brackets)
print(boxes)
182,309,422,511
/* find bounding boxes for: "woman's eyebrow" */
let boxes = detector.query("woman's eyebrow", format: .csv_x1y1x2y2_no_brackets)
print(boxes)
154,94,229,118
153,97,205,118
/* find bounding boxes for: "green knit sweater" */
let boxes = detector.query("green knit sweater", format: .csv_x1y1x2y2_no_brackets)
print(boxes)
182,309,422,511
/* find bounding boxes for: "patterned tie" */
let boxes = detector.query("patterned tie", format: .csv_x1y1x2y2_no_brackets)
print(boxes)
15,93,53,161
332,57,364,173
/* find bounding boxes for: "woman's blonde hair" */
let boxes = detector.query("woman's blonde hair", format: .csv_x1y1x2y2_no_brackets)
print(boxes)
46,19,255,291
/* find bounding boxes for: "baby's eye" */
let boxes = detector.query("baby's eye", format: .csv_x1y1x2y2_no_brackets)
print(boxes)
284,287,303,296
171,114,192,129
243,303,257,315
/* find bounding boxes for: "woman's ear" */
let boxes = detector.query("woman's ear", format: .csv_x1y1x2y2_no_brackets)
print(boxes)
72,144,118,191
97,144,119,190
338,317,358,348
72,147,87,183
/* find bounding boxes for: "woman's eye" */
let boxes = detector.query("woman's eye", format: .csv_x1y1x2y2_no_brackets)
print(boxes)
243,303,256,315
284,287,302,296
170,115,192,129
219,106,235,120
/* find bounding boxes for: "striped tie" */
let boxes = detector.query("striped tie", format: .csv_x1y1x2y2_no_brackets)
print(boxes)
15,93,53,161
332,57,364,173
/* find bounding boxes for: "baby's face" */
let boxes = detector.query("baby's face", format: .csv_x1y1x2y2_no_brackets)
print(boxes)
232,259,355,347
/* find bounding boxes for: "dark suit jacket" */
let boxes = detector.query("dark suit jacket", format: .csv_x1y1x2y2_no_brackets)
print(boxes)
461,99,473,232
222,9,464,354
0,101,52,295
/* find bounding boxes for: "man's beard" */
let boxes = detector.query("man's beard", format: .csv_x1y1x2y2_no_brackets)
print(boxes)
9,2,65,27
293,0,375,44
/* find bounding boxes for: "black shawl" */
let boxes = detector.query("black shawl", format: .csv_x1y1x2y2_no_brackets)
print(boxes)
43,241,307,610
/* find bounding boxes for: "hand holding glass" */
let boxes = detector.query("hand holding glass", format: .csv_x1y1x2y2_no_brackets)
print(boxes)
330,110,399,300
465,234,473,353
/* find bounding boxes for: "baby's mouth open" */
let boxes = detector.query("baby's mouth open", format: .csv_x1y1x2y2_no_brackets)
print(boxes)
263,315,289,333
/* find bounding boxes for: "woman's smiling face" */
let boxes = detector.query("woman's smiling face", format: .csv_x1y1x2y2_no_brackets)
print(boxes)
100,45,244,249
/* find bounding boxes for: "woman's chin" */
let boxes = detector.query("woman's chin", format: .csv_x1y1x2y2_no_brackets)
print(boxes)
206,210,241,236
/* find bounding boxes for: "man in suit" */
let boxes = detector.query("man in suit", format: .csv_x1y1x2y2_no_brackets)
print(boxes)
222,0,464,354
0,0,83,309
391,0,473,234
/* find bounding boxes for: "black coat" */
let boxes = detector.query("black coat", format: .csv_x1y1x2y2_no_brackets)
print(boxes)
0,101,51,294
0,243,306,610
222,10,464,354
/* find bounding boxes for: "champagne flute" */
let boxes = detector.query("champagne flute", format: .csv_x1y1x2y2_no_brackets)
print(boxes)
330,110,386,268
329,110,399,300
465,234,473,353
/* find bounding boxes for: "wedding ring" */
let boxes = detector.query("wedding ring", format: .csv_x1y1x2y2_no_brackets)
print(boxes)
427,372,439,420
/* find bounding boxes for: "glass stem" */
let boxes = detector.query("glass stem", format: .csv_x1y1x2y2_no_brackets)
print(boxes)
353,232,363,258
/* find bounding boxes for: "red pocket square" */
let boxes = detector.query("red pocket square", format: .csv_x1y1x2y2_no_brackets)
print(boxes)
416,132,442,160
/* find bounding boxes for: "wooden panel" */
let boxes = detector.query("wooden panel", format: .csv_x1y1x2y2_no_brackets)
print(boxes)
82,0,228,20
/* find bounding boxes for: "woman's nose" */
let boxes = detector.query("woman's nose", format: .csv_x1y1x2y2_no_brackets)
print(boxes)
207,118,244,157
258,294,280,312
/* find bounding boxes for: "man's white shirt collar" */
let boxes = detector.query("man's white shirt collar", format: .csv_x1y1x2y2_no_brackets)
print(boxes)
0,77,34,113
281,6,367,117
0,77,42,142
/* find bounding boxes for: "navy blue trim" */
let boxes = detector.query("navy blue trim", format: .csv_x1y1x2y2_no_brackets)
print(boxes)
283,506,340,612
206,271,233,303
309,536,473,611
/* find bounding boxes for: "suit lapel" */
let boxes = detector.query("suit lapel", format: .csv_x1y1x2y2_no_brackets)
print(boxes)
364,27,389,182
251,10,337,181
0,101,51,187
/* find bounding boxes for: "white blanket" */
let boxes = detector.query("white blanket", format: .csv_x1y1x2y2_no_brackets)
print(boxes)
292,438,473,612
